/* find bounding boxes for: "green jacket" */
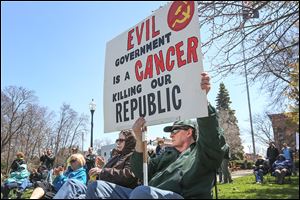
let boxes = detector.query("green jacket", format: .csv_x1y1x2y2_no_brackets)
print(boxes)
131,105,227,199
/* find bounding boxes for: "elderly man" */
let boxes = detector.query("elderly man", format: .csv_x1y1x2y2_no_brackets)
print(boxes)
85,72,227,199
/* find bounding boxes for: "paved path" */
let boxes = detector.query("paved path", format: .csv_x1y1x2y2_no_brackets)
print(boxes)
231,169,253,179
217,169,253,182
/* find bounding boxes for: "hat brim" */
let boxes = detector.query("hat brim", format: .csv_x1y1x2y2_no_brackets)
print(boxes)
163,125,183,132
164,124,196,132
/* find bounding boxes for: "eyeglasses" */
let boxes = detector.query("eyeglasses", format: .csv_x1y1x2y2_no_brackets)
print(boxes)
70,159,77,163
116,138,126,143
171,127,189,135
171,129,183,135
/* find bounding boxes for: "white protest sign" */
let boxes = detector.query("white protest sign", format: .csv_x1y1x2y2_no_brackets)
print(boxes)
104,1,208,133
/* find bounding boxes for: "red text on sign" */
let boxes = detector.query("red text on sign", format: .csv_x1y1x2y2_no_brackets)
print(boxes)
135,36,198,82
127,16,160,51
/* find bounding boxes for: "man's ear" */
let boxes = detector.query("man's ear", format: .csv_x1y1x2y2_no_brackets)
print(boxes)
187,129,193,138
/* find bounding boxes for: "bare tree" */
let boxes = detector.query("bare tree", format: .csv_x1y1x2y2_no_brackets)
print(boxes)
32,110,55,159
1,86,37,173
198,1,299,109
1,87,36,150
68,113,88,150
252,112,274,146
253,35,299,109
1,86,90,173
53,103,76,157
17,104,54,160
52,104,89,164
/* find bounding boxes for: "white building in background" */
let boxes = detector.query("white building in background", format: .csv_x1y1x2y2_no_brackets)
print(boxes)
98,144,116,162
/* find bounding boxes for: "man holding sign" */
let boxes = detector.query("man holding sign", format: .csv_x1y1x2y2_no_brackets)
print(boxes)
85,72,227,199
87,1,227,198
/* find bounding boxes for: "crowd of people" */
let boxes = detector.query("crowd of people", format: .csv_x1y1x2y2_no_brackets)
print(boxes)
0,72,298,199
253,141,295,184
216,140,296,186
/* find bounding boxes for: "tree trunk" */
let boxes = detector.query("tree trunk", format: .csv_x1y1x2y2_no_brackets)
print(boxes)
5,139,11,174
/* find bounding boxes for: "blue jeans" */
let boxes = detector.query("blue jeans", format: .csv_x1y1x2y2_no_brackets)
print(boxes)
89,180,184,199
53,179,184,199
47,169,53,183
19,179,33,192
53,179,87,199
1,182,19,198
254,169,264,183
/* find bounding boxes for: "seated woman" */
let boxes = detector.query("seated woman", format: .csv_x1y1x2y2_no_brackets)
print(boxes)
29,154,87,199
9,152,26,174
1,164,30,199
272,154,292,184
253,155,268,184
19,165,49,191
32,165,49,184
53,129,139,199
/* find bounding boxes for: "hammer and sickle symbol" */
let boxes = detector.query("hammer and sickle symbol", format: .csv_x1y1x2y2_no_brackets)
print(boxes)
172,1,191,28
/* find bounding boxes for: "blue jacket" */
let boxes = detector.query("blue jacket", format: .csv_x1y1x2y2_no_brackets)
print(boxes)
272,159,292,172
53,166,87,191
5,164,30,184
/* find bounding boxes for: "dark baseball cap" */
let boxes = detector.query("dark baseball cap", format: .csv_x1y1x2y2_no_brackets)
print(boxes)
163,120,196,132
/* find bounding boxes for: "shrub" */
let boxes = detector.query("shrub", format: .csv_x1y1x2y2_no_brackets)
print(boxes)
246,161,254,169
230,160,254,170
231,160,245,169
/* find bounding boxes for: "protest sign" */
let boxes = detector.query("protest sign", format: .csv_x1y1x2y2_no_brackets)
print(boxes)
104,1,208,132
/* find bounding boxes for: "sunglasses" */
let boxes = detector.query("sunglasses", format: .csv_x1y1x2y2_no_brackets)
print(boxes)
116,138,126,143
70,159,77,163
171,127,190,135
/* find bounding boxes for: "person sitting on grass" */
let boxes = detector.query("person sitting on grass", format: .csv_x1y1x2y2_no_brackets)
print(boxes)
272,154,292,184
82,72,227,199
9,152,26,174
52,130,139,199
21,165,49,189
29,154,87,199
1,164,30,199
253,155,269,184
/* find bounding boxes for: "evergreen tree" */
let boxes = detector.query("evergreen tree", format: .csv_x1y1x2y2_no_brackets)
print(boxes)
216,83,244,160
216,82,232,111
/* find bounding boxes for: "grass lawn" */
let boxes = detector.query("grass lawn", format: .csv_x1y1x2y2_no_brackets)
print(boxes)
7,188,33,199
214,174,299,199
5,174,299,199
22,188,34,199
